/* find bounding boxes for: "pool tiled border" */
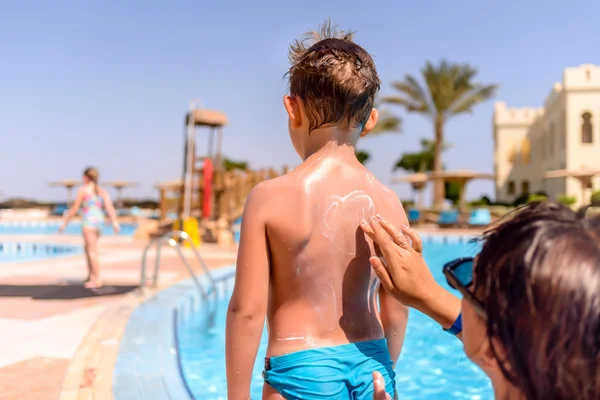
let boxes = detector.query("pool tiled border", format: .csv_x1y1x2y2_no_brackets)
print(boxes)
0,241,81,262
111,266,235,400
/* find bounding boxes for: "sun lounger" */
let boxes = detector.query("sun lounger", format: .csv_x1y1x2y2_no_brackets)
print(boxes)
407,208,421,225
468,208,491,227
50,204,68,216
437,209,459,228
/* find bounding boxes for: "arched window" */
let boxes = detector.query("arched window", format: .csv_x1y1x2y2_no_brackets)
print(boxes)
521,180,530,195
582,112,593,143
508,181,515,195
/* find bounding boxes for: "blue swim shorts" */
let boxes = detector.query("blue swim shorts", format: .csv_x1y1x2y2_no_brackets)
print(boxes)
263,339,396,399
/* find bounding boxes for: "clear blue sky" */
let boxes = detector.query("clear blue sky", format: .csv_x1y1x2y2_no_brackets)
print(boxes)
2,0,600,203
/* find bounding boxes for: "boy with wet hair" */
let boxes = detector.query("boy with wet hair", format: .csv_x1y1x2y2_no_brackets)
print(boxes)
226,20,408,400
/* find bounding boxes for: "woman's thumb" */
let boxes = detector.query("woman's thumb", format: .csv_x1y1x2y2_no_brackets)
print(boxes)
372,371,391,400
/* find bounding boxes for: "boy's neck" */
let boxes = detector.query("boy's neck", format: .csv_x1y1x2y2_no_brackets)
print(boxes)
302,126,358,161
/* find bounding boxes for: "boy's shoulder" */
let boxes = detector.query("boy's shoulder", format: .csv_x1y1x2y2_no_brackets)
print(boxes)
244,173,300,211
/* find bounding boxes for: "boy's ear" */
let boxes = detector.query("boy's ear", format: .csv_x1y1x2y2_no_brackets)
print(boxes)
360,108,379,137
283,95,302,129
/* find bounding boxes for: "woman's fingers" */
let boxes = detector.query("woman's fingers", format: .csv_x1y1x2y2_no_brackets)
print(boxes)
370,257,395,292
372,372,391,400
400,225,423,254
375,215,411,249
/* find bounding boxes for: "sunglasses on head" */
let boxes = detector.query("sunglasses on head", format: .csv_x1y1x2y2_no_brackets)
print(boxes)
443,257,487,320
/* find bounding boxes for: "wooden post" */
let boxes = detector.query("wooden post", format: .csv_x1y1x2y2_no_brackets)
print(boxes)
159,188,167,221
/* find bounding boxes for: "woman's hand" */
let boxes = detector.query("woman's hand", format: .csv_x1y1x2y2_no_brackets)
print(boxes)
372,372,391,400
360,215,437,309
361,215,462,332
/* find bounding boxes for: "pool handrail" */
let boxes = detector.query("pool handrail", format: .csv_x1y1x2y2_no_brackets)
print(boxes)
139,230,216,301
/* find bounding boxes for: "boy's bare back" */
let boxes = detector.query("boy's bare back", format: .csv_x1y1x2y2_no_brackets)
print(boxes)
257,150,406,356
226,21,407,399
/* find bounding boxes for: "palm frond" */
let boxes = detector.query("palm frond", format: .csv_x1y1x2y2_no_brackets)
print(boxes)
381,96,429,113
447,84,498,117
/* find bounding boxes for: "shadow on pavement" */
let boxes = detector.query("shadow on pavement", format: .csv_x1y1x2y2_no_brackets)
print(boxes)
0,284,138,300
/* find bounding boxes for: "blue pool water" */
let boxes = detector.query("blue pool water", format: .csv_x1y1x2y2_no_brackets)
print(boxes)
0,242,81,262
177,238,493,399
0,221,137,236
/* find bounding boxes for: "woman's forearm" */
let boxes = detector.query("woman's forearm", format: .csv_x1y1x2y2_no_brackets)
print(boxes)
417,283,462,332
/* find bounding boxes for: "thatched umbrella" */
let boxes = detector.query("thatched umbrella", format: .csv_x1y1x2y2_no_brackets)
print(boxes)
428,170,495,211
105,181,139,207
48,179,80,203
544,167,600,206
391,173,429,209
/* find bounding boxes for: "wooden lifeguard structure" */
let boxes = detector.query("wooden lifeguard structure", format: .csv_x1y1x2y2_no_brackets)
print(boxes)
181,106,228,220
153,103,288,244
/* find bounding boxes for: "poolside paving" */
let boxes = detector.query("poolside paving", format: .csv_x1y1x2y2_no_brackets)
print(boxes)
0,225,479,399
0,233,237,400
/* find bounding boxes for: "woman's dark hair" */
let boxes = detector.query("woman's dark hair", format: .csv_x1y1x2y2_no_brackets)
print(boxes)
474,201,600,400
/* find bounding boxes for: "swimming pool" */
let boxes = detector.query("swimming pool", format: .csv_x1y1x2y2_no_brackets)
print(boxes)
0,221,137,236
0,241,81,262
176,236,493,399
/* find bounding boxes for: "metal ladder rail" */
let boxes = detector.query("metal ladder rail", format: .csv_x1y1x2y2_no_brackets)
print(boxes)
139,230,216,301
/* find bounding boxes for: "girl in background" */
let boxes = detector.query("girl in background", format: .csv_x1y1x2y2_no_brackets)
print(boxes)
60,167,120,289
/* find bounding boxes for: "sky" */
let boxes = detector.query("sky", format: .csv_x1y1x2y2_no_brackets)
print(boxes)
2,0,600,204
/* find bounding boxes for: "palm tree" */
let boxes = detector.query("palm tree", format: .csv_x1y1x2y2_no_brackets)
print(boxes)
383,60,497,208
394,139,452,207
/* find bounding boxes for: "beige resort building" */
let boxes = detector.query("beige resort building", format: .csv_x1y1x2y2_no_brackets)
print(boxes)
494,64,600,206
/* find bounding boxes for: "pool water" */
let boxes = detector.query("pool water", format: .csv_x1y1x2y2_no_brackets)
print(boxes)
0,221,137,236
0,242,81,262
177,239,492,399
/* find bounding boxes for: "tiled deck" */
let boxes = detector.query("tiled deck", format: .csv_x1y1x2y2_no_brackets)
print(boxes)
0,233,237,400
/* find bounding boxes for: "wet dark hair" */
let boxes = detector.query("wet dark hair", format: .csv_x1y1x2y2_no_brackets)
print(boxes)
287,19,381,132
473,201,600,400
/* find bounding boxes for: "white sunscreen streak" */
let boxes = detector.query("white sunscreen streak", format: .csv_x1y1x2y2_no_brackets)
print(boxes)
322,190,376,255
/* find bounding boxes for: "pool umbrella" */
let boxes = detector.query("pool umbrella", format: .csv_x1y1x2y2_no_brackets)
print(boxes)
391,173,429,209
427,170,495,211
544,167,600,206
105,181,139,207
48,180,80,204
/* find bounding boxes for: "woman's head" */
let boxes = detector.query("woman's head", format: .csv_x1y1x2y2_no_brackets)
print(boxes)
463,201,600,399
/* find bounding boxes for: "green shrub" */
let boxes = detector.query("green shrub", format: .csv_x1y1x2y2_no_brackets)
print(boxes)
401,200,415,208
513,194,530,207
591,190,600,206
557,195,577,207
527,193,548,203
469,195,492,207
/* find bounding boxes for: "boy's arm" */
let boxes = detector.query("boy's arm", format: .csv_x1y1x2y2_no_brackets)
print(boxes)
379,194,410,367
379,284,409,366
226,184,270,400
